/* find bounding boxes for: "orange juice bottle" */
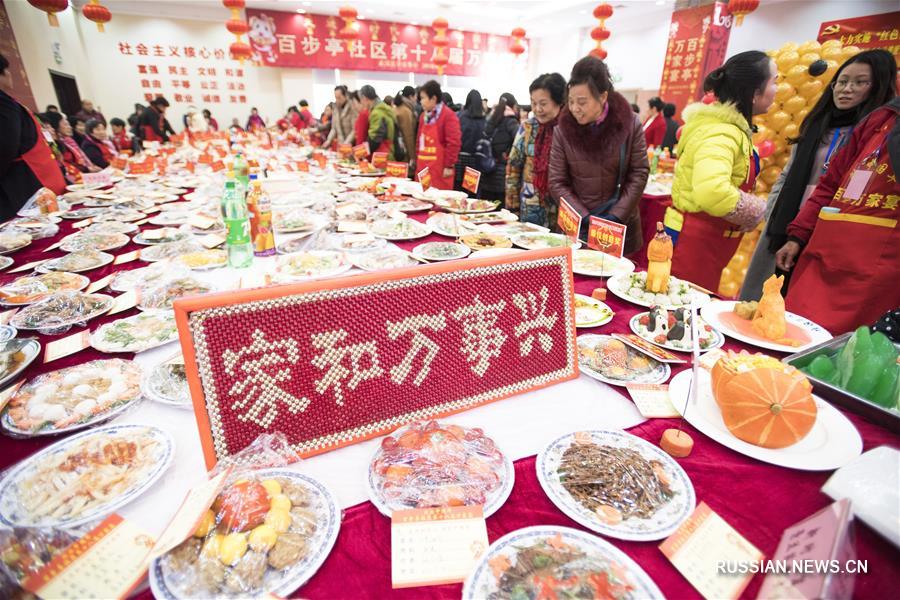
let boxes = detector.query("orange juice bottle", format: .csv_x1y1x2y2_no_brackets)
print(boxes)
245,176,275,256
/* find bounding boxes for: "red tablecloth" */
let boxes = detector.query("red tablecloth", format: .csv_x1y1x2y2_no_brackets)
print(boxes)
1,203,897,600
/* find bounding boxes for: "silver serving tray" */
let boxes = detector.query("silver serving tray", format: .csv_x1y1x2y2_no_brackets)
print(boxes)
783,332,900,434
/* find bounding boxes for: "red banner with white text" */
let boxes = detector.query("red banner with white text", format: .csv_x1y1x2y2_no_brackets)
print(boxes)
659,1,733,120
245,9,522,76
818,11,900,67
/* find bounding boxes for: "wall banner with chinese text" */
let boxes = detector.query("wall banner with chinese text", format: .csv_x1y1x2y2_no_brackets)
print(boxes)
659,1,732,121
818,11,900,67
175,249,579,467
244,8,521,76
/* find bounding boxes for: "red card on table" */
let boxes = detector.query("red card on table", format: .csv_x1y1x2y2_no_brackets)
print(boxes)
462,167,481,194
174,248,578,468
352,142,370,161
588,216,627,258
198,153,213,164
557,196,582,242
338,144,352,158
382,162,405,179
209,160,226,172
110,157,127,170
296,160,310,172
372,152,388,169
417,167,432,191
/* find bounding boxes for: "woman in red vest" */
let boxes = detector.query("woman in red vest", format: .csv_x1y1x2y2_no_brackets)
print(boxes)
776,97,900,334
416,80,462,190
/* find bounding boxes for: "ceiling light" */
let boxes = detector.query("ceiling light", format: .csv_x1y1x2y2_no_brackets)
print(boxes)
296,8,306,13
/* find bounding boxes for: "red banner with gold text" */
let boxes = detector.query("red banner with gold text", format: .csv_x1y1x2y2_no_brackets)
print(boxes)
245,9,521,76
659,1,733,120
818,11,900,67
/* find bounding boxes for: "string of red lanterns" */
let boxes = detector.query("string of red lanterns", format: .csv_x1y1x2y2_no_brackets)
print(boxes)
510,27,526,57
82,0,111,32
222,0,251,63
728,0,760,26
432,17,449,75
338,6,360,51
589,3,613,60
27,0,68,27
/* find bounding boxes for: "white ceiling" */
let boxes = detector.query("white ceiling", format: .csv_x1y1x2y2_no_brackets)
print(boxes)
72,0,681,38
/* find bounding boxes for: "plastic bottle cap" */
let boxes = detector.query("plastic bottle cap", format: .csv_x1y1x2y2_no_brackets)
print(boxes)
249,174,258,181
225,181,235,189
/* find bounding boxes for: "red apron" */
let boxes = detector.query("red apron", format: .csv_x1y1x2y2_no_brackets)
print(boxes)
671,151,758,293
15,110,66,195
786,117,899,335
416,118,452,190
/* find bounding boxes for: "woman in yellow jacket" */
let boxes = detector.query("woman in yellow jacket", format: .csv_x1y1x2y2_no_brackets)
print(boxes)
665,51,775,291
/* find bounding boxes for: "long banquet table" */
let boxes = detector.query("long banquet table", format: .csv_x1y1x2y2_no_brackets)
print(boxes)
0,196,897,600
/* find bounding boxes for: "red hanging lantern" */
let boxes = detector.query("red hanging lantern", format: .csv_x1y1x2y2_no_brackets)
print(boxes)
338,6,359,50
510,27,526,58
431,17,449,75
510,42,526,56
226,18,249,36
589,4,614,60
230,41,253,62
728,0,759,26
82,0,110,32
28,0,68,27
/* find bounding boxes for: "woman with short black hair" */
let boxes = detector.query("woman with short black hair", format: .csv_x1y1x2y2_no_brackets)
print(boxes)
80,119,116,169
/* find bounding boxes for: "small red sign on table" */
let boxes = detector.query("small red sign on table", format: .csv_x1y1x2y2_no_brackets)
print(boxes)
174,249,578,467
587,216,628,258
557,196,582,242
372,152,388,169
352,142,370,161
462,167,481,195
417,167,432,191
338,144,352,158
386,161,408,178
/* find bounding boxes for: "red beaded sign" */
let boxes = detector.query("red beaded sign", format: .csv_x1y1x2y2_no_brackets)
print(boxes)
174,249,578,468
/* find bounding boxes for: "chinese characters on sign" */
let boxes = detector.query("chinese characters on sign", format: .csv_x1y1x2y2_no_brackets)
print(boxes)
659,1,733,120
587,216,627,258
176,250,577,466
245,8,520,76
118,41,247,105
818,11,900,65
557,197,582,242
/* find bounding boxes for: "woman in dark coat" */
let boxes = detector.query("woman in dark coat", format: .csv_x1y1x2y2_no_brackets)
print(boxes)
549,56,649,255
80,119,116,169
455,89,487,190
480,92,520,200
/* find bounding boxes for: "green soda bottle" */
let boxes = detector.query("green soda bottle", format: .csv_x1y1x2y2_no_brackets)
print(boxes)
223,181,253,268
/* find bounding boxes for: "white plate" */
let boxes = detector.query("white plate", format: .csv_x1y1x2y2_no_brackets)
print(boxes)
149,470,341,600
366,423,515,519
572,249,636,278
607,272,711,310
0,324,16,342
512,232,581,250
434,198,501,214
425,214,480,238
36,251,114,273
668,369,862,470
0,338,40,389
412,189,468,203
349,248,419,272
59,232,130,253
9,292,114,331
368,219,432,241
629,312,725,353
0,256,13,270
141,358,191,409
412,241,471,261
91,311,179,353
700,300,832,353
273,251,352,281
0,424,174,528
577,334,671,387
462,526,664,600
574,294,614,328
469,248,526,259
536,430,695,540
133,229,192,246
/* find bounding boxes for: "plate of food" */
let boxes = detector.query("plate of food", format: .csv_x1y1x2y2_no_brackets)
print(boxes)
0,324,16,342
574,294,614,328
577,334,670,386
458,210,518,225
458,233,512,251
411,188,468,203
275,234,316,255
110,262,188,293
0,424,173,528
85,220,139,235
0,256,13,271
0,528,78,588
142,357,191,409
176,249,228,271
92,208,146,223
433,197,500,214
572,249,635,278
701,299,832,354
668,353,862,470
425,213,480,238
36,250,114,273
512,232,581,250
368,219,432,241
0,272,89,305
412,241,471,261
326,233,387,254
349,248,419,272
0,338,41,389
274,211,322,234
487,221,549,236
367,420,514,518
91,311,179,353
60,207,107,220
383,198,432,213
138,277,216,311
272,251,351,282
630,308,725,353
536,430,695,540
1,358,144,437
462,526,663,600
140,240,204,262
607,271,711,310
149,470,341,599
9,292,113,333
133,228,192,246
149,212,192,227
60,231,130,253
0,232,32,255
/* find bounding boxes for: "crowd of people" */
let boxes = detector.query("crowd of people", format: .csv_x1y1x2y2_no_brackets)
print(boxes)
1,46,897,334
